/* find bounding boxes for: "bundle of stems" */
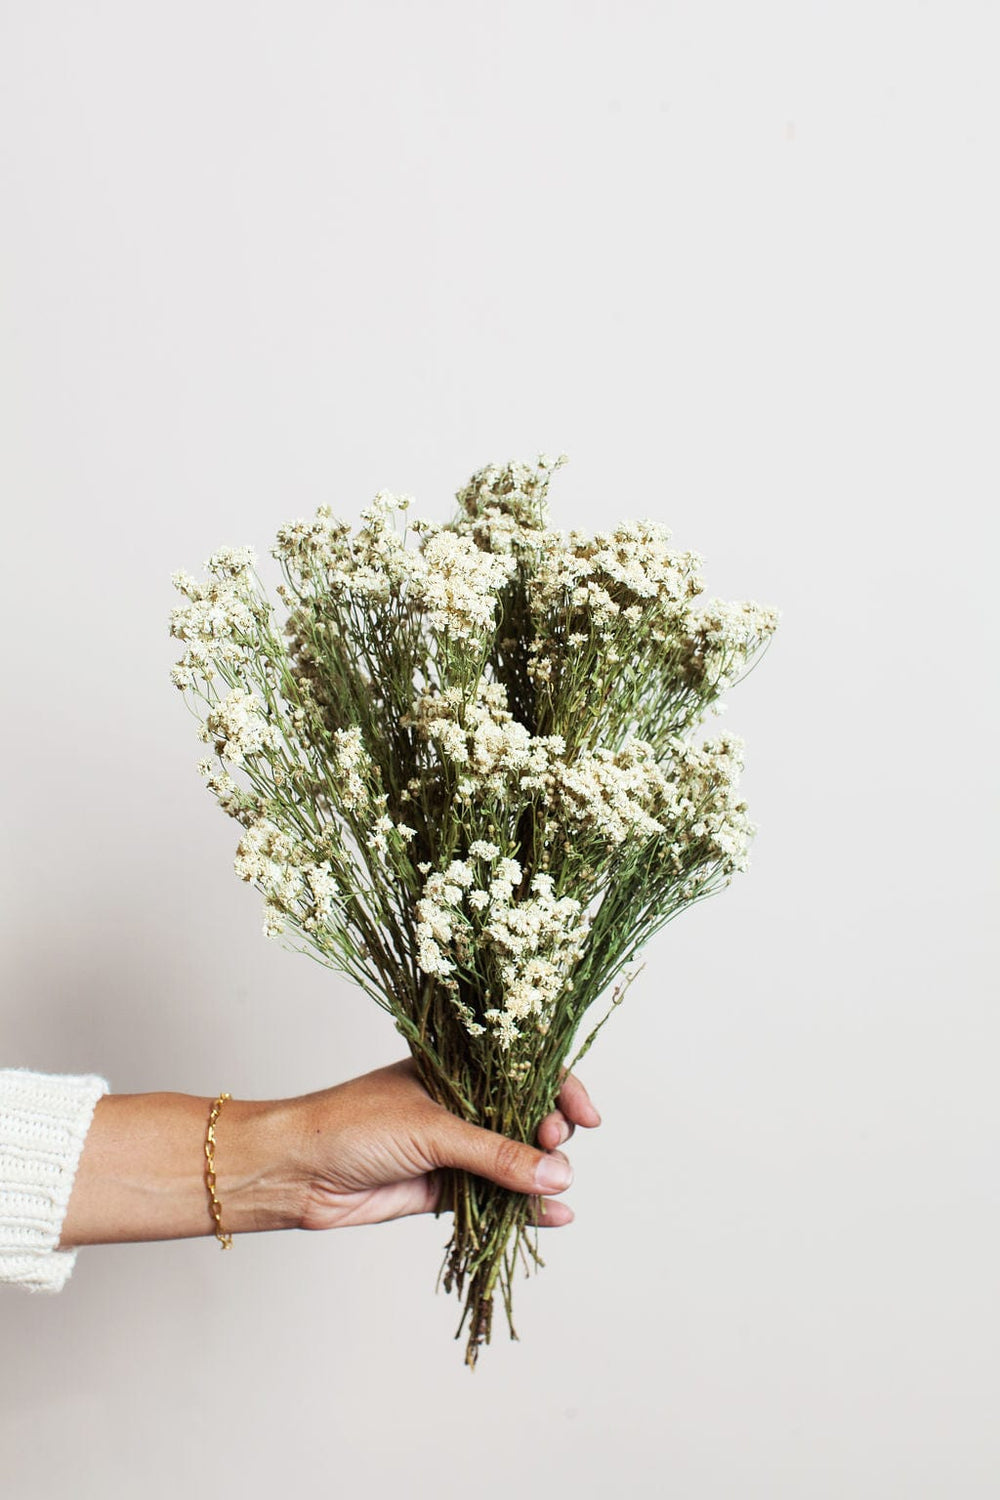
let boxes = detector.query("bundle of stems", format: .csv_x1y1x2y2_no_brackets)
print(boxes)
169,454,778,1365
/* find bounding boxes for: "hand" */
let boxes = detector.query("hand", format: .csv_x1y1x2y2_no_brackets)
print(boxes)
290,1058,602,1231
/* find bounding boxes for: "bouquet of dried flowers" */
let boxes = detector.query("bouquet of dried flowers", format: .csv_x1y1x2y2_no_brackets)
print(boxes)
169,454,778,1365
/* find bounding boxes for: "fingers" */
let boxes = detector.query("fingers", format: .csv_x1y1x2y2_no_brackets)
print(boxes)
557,1070,601,1128
537,1070,601,1150
530,1197,574,1228
537,1111,574,1150
420,1173,571,1228
427,1174,573,1228
433,1115,574,1197
421,1177,572,1228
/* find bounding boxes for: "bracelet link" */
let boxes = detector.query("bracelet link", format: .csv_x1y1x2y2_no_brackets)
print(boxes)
205,1092,234,1249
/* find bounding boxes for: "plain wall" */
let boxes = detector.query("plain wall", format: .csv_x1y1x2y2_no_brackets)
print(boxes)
1,3,997,1496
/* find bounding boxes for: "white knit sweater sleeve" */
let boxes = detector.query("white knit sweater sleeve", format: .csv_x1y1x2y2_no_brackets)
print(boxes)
0,1068,109,1293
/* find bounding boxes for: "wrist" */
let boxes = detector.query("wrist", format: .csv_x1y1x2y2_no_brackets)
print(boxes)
216,1095,310,1235
58,1091,310,1248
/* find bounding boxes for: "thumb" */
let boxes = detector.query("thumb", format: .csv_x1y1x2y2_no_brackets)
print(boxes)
433,1116,574,1196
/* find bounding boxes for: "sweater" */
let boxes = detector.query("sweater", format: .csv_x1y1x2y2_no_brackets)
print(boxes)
0,1068,109,1292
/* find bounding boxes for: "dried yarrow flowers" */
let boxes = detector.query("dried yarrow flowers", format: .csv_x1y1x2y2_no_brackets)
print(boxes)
169,454,778,1365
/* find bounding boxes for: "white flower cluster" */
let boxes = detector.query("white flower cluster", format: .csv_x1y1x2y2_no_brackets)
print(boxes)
346,493,415,603
275,492,512,645
328,726,372,812
681,599,781,691
170,547,263,688
528,520,704,627
233,817,338,937
413,861,475,979
672,734,755,878
197,760,265,825
199,687,282,765
326,729,413,856
405,681,564,799
553,739,671,845
272,493,411,604
452,454,568,553
412,529,514,643
481,870,590,1048
413,849,590,1049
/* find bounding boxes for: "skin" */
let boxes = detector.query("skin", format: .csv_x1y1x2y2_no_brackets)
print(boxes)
57,1058,601,1249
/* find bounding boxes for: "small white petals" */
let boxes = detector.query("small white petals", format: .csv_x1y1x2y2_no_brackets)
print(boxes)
329,726,372,812
205,688,282,765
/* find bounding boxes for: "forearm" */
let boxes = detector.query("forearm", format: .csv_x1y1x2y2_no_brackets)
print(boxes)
57,1092,307,1248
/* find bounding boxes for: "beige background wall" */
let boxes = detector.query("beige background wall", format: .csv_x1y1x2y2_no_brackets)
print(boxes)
2,3,997,1496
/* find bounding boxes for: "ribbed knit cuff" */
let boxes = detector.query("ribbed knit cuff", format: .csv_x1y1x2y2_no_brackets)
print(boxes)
0,1069,109,1293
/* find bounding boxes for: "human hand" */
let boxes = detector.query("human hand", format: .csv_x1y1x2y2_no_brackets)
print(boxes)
286,1058,601,1232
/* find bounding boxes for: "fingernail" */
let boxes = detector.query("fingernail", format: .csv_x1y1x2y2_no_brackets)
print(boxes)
534,1155,573,1193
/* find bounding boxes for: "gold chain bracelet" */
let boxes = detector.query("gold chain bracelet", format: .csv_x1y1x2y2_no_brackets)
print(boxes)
204,1092,234,1249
